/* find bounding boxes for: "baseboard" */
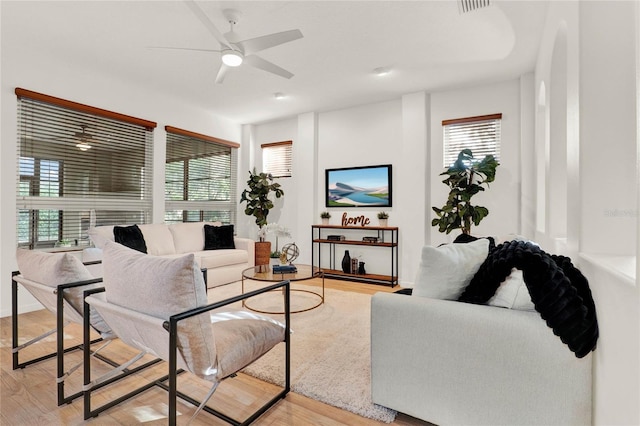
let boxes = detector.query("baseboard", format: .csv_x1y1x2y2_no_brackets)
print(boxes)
0,302,44,319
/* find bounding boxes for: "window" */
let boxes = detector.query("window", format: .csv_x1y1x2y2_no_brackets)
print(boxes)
262,140,292,178
442,113,501,167
16,88,156,249
164,126,239,225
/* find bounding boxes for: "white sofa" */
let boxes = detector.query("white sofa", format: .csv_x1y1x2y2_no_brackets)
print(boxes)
371,293,593,425
85,222,254,288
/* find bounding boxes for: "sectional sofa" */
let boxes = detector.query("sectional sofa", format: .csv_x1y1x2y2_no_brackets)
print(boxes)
86,222,255,288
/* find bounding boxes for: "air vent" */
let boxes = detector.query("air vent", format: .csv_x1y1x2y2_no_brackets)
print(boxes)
458,0,491,14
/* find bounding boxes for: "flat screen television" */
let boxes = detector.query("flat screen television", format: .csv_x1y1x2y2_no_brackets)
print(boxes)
325,164,392,207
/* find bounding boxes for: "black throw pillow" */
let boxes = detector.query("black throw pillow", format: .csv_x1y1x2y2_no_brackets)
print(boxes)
204,224,236,250
113,224,147,253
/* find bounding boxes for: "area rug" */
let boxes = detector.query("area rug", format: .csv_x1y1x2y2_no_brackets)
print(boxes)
207,282,397,423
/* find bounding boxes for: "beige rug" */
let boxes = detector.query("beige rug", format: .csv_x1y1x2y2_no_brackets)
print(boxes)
207,282,397,423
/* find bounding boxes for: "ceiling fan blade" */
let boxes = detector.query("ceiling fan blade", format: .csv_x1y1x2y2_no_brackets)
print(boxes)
215,64,229,84
244,55,294,79
184,0,232,50
148,46,221,53
238,29,303,56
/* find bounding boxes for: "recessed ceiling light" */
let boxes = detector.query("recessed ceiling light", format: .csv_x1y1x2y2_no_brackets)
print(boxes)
274,92,286,100
373,67,392,76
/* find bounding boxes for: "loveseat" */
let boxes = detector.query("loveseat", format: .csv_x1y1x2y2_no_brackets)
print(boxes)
371,238,594,425
85,222,254,288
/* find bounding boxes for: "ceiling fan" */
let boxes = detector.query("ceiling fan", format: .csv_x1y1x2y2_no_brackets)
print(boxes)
73,125,94,151
161,0,304,84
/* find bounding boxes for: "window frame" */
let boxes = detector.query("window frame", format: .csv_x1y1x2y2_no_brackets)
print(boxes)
262,140,293,178
164,126,239,225
15,88,157,249
442,113,502,167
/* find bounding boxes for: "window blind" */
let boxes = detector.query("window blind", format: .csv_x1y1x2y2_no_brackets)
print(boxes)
165,126,239,225
442,113,501,167
262,140,292,178
16,89,156,249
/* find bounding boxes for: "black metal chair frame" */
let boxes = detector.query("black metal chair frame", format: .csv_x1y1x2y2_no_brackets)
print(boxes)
11,263,160,406
83,280,291,425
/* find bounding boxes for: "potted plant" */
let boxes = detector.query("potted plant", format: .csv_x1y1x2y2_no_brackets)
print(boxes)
377,211,389,227
320,211,331,225
240,169,284,267
431,149,499,237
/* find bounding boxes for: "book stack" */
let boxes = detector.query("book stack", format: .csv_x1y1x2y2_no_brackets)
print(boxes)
273,264,297,273
362,236,379,243
327,235,346,241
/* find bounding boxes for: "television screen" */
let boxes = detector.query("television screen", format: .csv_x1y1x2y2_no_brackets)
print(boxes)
325,164,392,207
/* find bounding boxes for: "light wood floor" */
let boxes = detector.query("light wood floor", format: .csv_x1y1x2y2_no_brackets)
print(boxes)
1,278,433,425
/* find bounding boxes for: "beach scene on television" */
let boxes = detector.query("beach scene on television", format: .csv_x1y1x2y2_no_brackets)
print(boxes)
327,165,391,207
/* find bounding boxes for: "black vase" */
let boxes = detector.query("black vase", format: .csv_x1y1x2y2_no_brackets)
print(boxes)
341,250,351,274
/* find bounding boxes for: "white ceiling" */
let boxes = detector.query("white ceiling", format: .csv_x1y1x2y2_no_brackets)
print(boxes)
3,0,549,124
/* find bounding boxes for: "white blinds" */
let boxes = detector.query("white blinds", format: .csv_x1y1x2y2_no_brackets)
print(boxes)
165,127,238,225
443,114,501,167
16,89,155,249
262,141,292,178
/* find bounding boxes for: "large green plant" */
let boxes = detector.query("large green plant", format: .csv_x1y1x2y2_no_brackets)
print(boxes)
431,149,499,235
240,169,284,231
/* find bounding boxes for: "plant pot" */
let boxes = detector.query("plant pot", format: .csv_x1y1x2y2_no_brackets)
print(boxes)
255,241,272,266
379,218,388,227
322,218,330,225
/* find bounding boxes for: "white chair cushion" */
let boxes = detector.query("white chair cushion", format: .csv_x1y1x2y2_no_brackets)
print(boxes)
15,249,110,334
138,224,176,256
412,239,489,300
102,241,216,379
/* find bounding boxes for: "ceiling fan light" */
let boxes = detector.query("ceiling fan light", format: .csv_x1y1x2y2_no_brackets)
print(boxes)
221,50,243,67
76,142,92,151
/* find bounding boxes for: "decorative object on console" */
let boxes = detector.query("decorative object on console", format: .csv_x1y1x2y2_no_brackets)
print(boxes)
327,235,346,241
113,224,147,253
320,211,331,225
362,236,378,243
432,149,499,236
341,250,351,274
358,261,366,275
377,211,389,227
351,258,358,275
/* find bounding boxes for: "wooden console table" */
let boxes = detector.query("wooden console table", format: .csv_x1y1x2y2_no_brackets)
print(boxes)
311,225,398,287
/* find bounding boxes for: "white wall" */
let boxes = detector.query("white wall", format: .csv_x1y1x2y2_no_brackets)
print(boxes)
252,81,526,286
534,2,639,424
430,79,523,246
1,12,243,316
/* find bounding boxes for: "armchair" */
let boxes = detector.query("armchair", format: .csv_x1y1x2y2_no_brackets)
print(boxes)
11,249,158,406
83,241,290,424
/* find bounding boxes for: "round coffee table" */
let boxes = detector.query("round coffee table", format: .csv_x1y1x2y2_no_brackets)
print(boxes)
241,264,324,314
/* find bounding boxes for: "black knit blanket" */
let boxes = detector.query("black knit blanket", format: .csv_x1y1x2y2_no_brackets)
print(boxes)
459,240,598,358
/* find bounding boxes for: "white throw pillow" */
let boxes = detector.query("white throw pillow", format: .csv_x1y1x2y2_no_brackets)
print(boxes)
88,225,115,249
488,268,536,311
412,239,490,300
